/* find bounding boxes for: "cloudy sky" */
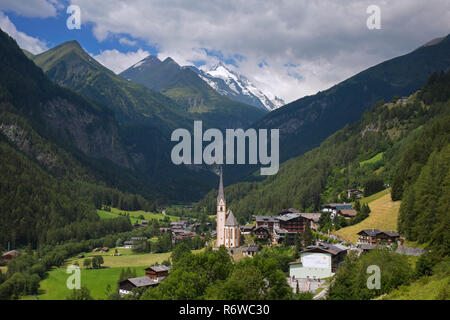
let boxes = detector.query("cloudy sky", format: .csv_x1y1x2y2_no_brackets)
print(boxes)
0,0,449,103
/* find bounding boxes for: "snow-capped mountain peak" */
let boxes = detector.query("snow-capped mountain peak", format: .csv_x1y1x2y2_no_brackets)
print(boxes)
190,63,285,111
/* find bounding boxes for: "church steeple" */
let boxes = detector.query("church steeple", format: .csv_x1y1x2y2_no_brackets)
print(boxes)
217,166,225,204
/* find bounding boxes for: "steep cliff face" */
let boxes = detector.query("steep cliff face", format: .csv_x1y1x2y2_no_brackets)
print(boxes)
0,30,131,169
40,97,131,168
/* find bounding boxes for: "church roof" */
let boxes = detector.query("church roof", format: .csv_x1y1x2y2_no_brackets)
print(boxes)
217,167,225,203
225,210,239,227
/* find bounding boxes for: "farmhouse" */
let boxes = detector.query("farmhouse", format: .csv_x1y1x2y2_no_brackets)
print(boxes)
289,243,347,280
119,277,158,296
357,229,402,245
119,265,171,296
1,250,20,263
145,265,171,280
338,209,357,218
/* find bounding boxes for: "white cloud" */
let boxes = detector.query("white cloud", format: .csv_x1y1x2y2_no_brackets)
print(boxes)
93,48,150,74
0,12,48,54
70,0,450,101
0,0,58,18
119,37,137,46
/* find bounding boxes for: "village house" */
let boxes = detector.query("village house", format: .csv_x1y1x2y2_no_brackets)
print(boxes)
119,265,170,296
253,216,278,231
242,244,259,257
240,225,254,235
289,243,348,280
145,265,170,280
1,250,20,264
300,213,321,230
396,97,409,105
338,209,357,218
133,221,144,229
273,213,308,245
357,229,402,245
346,189,363,199
123,241,133,249
253,211,321,243
253,226,271,242
321,203,353,215
119,277,158,296
173,231,197,243
170,220,188,231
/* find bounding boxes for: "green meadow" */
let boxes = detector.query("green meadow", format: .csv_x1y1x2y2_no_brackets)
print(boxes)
25,248,205,300
37,266,146,300
97,207,180,224
359,152,384,167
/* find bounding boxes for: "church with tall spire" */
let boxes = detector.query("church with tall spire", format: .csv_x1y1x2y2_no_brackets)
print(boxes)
216,167,240,248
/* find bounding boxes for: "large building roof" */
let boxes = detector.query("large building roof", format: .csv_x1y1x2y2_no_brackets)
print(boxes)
358,229,382,237
300,213,321,222
339,209,357,217
254,216,278,223
302,243,347,256
277,213,302,221
225,210,239,227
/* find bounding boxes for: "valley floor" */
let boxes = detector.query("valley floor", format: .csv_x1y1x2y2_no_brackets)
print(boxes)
22,248,204,300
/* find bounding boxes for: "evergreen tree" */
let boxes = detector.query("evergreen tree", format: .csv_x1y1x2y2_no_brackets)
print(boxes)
303,222,314,247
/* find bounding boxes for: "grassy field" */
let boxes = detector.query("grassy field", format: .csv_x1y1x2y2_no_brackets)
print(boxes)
36,266,146,300
69,249,171,268
67,248,204,268
383,274,450,300
357,188,390,206
29,248,205,300
359,152,383,167
334,193,401,243
97,207,180,224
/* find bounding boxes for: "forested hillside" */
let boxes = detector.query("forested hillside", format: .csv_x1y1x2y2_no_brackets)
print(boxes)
253,34,450,164
197,71,450,256
0,29,164,249
391,72,450,255
31,40,217,199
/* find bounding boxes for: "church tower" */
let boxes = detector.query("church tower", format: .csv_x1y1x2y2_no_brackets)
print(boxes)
216,167,226,247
